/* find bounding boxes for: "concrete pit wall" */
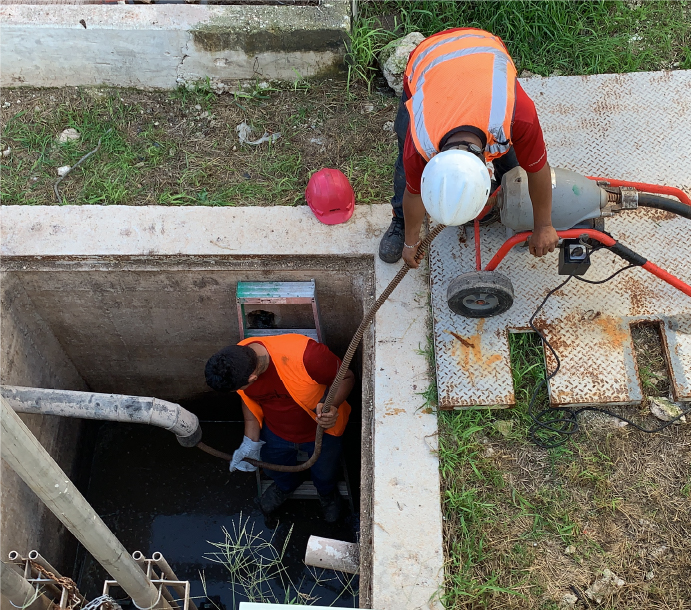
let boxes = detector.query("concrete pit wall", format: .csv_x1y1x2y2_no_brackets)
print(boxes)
1,256,373,581
0,273,90,575
0,1,351,89
1,204,444,610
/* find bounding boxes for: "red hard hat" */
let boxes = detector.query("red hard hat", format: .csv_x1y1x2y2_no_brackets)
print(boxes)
305,168,355,225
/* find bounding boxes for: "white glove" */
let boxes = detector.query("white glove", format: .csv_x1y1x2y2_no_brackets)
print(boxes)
229,435,265,472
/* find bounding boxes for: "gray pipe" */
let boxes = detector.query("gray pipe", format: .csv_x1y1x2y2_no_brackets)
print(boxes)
0,386,201,447
0,397,170,610
1,562,52,610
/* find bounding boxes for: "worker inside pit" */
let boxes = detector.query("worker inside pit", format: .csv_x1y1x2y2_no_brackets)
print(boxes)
378,27,560,266
204,334,355,524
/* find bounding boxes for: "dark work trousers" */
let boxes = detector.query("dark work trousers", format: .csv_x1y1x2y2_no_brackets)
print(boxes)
390,91,521,219
260,424,342,496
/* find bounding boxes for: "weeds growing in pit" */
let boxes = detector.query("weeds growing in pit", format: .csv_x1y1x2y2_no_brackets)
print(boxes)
203,514,358,607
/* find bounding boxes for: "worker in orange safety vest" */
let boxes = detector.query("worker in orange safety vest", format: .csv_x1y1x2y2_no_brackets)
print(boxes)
205,334,354,523
378,28,560,267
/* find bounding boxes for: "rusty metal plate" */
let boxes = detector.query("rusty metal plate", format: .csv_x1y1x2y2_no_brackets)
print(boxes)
519,70,691,194
431,67,691,409
431,208,691,408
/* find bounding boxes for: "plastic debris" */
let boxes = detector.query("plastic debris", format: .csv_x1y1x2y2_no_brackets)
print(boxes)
236,121,281,146
1,146,11,158
57,166,71,177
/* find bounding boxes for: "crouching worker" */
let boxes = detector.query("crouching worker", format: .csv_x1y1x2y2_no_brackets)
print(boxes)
205,334,355,523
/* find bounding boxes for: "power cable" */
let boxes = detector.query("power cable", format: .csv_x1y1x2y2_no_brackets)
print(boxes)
526,250,690,448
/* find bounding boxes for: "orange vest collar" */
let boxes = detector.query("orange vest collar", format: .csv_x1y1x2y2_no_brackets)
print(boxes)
236,334,350,437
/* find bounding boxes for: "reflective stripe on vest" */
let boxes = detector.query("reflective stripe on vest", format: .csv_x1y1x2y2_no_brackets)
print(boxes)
236,334,350,437
405,30,516,162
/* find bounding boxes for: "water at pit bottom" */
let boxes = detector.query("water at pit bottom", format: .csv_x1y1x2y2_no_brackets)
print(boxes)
76,410,359,608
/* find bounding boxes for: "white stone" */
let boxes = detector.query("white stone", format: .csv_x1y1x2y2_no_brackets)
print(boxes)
56,165,71,177
565,545,576,554
585,569,626,604
1,146,11,158
649,396,687,423
559,593,578,610
378,32,425,95
57,128,80,144
383,121,394,134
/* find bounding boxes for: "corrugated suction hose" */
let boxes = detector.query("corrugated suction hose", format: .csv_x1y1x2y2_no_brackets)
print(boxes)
197,224,446,472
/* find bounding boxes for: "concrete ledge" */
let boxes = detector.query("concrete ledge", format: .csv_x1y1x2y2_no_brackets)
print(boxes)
0,2,350,88
0,204,443,610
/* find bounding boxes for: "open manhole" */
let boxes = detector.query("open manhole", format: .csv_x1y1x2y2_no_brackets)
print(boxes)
1,255,374,607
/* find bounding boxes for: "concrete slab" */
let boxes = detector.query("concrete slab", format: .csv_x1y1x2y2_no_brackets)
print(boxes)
1,204,443,610
0,2,350,88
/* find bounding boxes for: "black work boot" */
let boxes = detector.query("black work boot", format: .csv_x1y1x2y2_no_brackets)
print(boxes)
378,216,405,263
319,490,342,524
260,483,291,515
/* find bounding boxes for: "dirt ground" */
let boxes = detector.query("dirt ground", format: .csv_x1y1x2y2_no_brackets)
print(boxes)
1,77,398,207
439,326,691,610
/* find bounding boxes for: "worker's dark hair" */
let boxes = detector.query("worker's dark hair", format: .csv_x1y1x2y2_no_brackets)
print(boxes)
205,345,258,392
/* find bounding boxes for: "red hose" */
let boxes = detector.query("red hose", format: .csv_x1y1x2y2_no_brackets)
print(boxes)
484,229,615,271
643,261,691,297
587,177,691,206
484,229,691,298
474,219,482,271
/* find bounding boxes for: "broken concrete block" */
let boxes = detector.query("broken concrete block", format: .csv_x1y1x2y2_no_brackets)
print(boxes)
378,32,425,96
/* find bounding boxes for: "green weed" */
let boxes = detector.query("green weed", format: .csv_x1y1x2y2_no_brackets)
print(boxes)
352,1,691,83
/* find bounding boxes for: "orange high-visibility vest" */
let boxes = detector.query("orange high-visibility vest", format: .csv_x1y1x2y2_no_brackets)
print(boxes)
404,28,517,162
237,334,350,437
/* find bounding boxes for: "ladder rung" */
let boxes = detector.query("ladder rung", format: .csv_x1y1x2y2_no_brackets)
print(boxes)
260,480,349,500
237,281,316,303
244,329,319,341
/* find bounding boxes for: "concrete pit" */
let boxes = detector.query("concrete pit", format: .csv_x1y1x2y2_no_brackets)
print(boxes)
1,204,444,610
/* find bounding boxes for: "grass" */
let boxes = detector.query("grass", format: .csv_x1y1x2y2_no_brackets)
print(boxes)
435,330,691,608
1,81,398,207
203,513,358,607
351,0,691,85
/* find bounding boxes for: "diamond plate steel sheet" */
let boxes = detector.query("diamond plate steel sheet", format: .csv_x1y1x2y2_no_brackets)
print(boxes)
519,71,691,193
431,70,691,409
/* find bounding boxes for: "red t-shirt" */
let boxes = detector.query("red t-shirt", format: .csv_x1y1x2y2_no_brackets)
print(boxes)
402,80,547,194
243,339,342,443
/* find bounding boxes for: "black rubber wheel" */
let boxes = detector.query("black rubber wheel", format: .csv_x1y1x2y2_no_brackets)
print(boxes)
447,271,515,318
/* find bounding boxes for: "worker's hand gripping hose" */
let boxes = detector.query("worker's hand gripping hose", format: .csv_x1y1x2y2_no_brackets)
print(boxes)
196,224,447,472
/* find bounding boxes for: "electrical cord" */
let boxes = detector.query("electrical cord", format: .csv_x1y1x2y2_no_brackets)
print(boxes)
527,249,690,448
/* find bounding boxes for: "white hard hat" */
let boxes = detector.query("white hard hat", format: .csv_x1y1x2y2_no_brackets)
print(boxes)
421,150,491,226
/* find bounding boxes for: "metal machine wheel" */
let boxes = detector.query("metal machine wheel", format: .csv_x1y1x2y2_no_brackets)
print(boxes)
447,271,515,318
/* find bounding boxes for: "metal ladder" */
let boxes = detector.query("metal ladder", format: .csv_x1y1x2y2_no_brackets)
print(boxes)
236,280,353,509
236,280,323,342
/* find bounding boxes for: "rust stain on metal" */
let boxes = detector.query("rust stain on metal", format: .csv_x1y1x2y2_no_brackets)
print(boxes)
620,276,657,316
446,330,474,348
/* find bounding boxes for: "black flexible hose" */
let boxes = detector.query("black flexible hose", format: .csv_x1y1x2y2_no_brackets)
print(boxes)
638,193,691,220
